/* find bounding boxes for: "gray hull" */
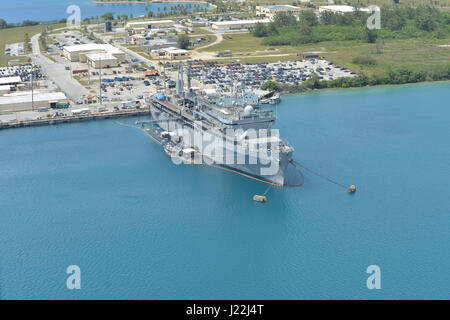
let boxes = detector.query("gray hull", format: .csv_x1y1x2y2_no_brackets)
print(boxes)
150,103,300,186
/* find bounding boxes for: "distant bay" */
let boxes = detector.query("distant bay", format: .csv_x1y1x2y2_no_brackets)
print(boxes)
1,0,210,24
1,82,449,299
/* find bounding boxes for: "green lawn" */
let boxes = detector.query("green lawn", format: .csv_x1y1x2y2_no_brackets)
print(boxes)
199,31,450,76
0,24,65,66
200,32,299,54
316,38,450,76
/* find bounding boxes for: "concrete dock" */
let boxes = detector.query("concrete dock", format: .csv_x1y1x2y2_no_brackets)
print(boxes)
0,107,150,130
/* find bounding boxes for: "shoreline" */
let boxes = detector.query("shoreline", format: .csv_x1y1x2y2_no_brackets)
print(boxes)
90,0,210,5
2,81,449,132
279,79,450,97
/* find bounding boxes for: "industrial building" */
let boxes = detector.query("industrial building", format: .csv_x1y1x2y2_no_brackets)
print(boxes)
0,92,68,112
0,85,12,95
150,47,191,60
63,44,126,65
162,48,191,60
318,5,374,14
0,76,22,86
299,52,319,59
211,19,271,31
86,53,120,69
256,5,301,18
105,20,113,33
125,20,175,33
186,19,208,27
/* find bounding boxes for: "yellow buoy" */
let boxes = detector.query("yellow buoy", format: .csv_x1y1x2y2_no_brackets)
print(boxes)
253,195,267,202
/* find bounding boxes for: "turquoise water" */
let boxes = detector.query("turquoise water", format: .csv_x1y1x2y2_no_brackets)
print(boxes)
2,0,210,23
0,82,449,299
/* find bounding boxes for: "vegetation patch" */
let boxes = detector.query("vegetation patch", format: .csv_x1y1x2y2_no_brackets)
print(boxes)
352,56,377,66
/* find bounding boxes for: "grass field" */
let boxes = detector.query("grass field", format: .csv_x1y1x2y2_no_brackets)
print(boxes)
200,32,299,54
200,31,450,75
0,24,65,66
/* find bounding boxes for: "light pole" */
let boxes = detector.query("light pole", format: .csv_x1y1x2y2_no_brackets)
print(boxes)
31,63,34,112
99,55,102,106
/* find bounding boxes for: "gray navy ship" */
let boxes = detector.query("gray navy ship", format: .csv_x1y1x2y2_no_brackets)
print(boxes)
145,65,302,187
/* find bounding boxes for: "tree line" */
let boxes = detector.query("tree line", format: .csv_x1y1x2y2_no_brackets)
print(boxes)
252,5,450,46
0,18,70,29
262,64,450,93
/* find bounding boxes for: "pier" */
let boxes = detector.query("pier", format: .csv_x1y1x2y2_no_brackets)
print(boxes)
0,107,150,130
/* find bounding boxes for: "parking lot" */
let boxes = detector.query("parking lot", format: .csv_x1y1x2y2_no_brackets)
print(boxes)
0,65,45,82
188,58,356,91
4,43,24,57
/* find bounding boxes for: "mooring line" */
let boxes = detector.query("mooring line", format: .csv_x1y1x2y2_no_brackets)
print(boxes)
263,184,273,196
292,160,348,189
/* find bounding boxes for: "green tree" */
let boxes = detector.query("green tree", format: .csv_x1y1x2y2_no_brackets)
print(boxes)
299,10,318,27
101,12,115,21
362,28,377,43
273,12,297,28
177,34,190,49
320,11,337,26
0,19,7,29
252,22,268,37
261,81,280,91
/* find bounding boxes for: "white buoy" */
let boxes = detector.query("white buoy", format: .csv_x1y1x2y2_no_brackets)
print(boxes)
253,195,267,202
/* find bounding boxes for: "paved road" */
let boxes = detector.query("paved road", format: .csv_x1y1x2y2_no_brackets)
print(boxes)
30,34,88,102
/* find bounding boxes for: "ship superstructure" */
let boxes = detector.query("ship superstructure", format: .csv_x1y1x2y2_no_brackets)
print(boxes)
145,65,302,186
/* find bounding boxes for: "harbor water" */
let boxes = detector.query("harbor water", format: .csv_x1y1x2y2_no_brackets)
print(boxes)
2,0,211,23
0,82,449,299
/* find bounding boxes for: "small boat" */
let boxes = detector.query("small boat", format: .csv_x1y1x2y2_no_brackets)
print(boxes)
253,195,267,202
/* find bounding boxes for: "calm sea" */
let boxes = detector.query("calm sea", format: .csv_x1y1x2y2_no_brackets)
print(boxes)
2,0,210,23
0,82,449,299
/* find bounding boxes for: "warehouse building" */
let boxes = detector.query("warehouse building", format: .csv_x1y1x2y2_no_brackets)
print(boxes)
318,5,375,14
0,76,22,86
150,47,191,60
256,5,301,18
63,44,126,64
105,20,113,33
211,19,271,31
86,53,120,69
163,47,191,60
125,20,174,33
299,52,319,59
0,85,12,95
0,92,68,112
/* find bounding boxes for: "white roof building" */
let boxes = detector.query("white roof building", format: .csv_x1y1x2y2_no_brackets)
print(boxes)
211,19,271,30
85,53,118,61
0,85,12,94
85,52,120,69
0,92,68,112
319,5,377,14
63,43,123,55
257,5,302,18
125,20,175,32
0,92,67,104
63,44,125,63
0,76,22,86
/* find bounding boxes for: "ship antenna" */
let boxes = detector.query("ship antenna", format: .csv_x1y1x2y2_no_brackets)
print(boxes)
187,62,191,94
